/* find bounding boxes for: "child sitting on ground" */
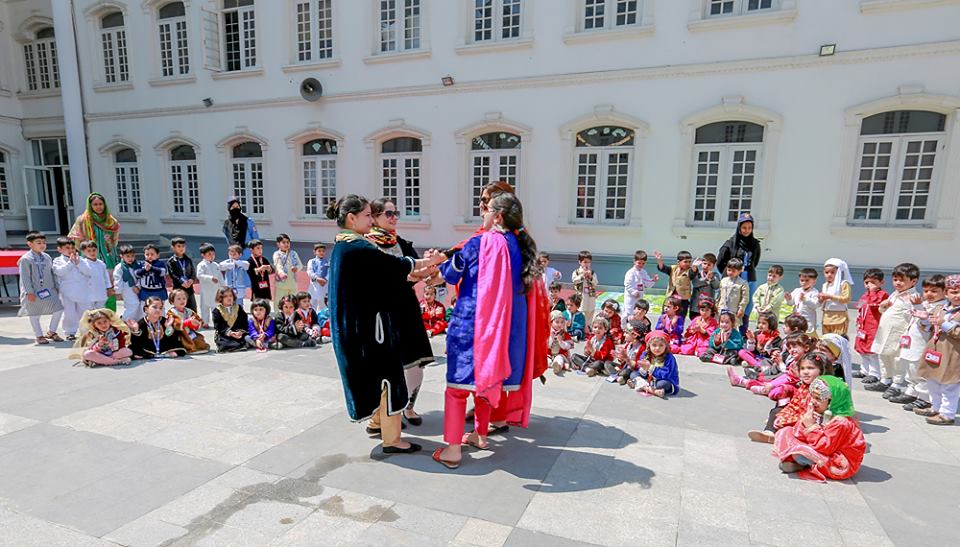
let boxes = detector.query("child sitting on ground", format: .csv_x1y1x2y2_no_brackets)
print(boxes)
548,281,567,314
679,298,717,357
294,291,323,341
773,375,866,481
212,286,248,353
166,289,210,354
631,300,653,336
572,316,615,377
738,312,782,369
785,268,820,333
567,294,586,341
700,311,743,365
854,268,888,382
549,310,575,376
718,258,749,329
631,330,680,398
747,350,831,444
420,285,448,337
600,299,623,343
70,308,133,367
917,274,960,425
614,321,646,385
819,333,854,386
274,295,316,348
247,299,279,351
819,258,854,336
728,333,812,400
655,296,685,353
623,250,658,321
129,297,187,359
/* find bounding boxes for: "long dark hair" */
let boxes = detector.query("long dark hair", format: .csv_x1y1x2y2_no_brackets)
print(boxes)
487,193,538,293
325,195,369,228
370,197,395,216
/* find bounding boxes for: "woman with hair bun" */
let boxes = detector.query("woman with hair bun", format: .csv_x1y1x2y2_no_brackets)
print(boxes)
325,195,446,455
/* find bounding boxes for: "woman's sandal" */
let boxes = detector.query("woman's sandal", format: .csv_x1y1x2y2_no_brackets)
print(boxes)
432,448,461,469
35,336,49,345
403,412,423,427
462,432,489,451
45,332,64,342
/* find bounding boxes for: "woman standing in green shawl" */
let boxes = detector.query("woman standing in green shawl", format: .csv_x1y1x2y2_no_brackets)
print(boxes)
68,193,121,310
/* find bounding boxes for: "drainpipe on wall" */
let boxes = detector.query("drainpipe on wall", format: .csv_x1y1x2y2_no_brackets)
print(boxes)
51,0,91,210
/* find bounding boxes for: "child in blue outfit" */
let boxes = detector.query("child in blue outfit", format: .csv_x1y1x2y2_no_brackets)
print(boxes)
220,244,250,308
631,330,680,398
136,244,168,302
307,242,329,310
567,294,587,341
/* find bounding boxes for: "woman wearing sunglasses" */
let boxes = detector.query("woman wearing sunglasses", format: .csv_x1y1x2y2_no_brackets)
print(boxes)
365,198,436,428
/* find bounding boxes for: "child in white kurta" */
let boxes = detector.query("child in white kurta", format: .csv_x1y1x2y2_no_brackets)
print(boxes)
53,239,91,338
306,243,329,310
80,241,112,309
623,251,658,322
786,268,820,334
868,263,921,393
113,245,143,323
892,277,947,404
196,243,225,326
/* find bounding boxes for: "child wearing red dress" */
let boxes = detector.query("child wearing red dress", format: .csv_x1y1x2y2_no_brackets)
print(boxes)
747,350,831,444
549,310,575,375
854,268,889,381
420,285,448,337
572,316,616,377
600,299,623,343
774,375,866,481
679,298,717,357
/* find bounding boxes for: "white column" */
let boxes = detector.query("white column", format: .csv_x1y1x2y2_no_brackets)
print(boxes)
52,0,91,209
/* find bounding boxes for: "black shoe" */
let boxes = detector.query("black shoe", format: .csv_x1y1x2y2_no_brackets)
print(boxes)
366,422,406,435
889,393,917,404
402,413,423,427
488,424,510,436
864,382,891,392
382,442,422,454
882,387,902,399
906,399,932,411
852,370,866,379
861,375,880,384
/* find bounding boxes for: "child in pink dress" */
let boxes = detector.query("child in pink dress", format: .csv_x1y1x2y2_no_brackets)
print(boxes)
679,298,717,357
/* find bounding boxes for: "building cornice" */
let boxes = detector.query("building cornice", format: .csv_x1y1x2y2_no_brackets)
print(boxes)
84,39,960,123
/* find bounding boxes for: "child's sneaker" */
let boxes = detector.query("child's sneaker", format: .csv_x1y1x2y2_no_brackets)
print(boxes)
749,385,771,396
726,366,744,387
586,368,598,378
626,379,636,389
617,376,627,386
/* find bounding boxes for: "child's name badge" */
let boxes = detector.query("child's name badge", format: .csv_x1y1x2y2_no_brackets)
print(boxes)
258,281,269,289
857,330,867,341
36,289,51,299
924,350,942,367
711,353,727,364
899,335,912,349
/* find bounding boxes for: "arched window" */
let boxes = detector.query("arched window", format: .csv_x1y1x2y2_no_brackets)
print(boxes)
470,132,520,218
113,147,141,214
295,0,333,62
301,139,337,216
691,120,764,224
100,12,129,84
574,126,633,222
231,141,265,215
0,150,9,211
381,137,422,218
169,144,199,214
23,27,59,91
852,110,945,223
158,1,190,77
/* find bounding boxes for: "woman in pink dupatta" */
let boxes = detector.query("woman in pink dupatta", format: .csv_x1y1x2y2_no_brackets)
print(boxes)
433,193,545,469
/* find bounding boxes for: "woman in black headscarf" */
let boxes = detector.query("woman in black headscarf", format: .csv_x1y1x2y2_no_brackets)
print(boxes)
717,212,762,336
222,198,260,261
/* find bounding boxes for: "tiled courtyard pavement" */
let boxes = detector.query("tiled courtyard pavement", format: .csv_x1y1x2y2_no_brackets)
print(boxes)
0,310,957,547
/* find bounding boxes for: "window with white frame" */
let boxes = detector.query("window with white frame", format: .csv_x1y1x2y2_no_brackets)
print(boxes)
381,137,422,218
223,0,257,71
691,121,763,225
169,144,200,214
378,0,421,53
574,126,633,222
295,0,334,62
470,132,520,218
583,0,640,30
231,142,265,216
113,147,141,215
301,139,337,216
706,0,777,17
851,110,945,224
0,150,9,211
23,27,59,91
158,2,190,77
473,0,522,42
100,12,129,84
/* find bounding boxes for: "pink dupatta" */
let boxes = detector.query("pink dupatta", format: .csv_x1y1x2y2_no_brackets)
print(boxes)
472,231,514,407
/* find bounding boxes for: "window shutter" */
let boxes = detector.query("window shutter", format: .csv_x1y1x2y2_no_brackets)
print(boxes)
201,6,222,71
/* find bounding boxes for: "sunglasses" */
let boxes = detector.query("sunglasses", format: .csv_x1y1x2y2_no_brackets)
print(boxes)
380,210,400,219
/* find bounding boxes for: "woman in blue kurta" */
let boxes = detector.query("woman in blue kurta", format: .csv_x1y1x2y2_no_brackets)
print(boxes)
325,195,445,455
433,193,539,469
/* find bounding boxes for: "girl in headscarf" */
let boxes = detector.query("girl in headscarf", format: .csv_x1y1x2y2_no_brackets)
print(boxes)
222,198,261,260
773,375,866,481
819,333,854,389
68,193,120,310
717,212,762,336
819,258,853,336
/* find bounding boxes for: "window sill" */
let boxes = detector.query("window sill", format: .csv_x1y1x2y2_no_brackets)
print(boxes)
363,49,431,65
455,37,535,55
159,216,206,225
687,9,798,32
0,88,12,98
860,0,960,14
148,75,197,87
115,216,147,224
288,218,338,227
250,218,271,225
563,25,655,45
671,218,769,239
396,218,431,230
556,221,642,234
93,82,134,93
16,89,61,99
282,59,343,73
211,68,265,80
0,213,26,220
830,223,954,240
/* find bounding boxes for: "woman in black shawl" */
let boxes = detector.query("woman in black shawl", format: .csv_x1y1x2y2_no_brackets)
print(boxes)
365,198,436,427
326,195,445,455
222,198,260,260
717,212,762,335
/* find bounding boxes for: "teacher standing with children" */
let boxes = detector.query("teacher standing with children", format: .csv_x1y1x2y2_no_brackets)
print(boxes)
717,212,763,336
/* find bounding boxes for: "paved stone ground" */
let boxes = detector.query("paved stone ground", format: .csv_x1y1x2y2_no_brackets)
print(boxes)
0,308,958,547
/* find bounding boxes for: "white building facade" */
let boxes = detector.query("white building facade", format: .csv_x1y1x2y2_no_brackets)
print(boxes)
1,0,959,270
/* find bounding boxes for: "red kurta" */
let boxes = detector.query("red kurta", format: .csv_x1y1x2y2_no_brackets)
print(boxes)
774,383,811,430
773,416,866,481
421,300,447,335
855,289,889,354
